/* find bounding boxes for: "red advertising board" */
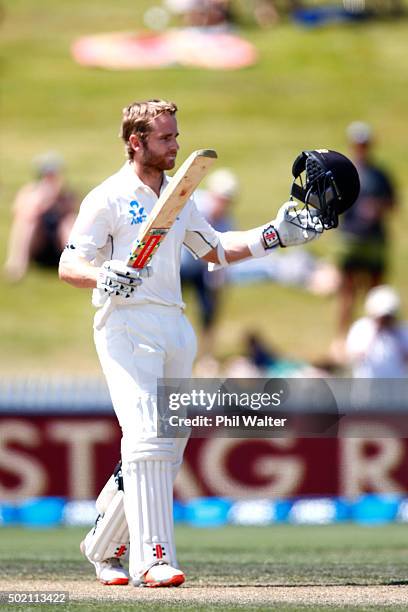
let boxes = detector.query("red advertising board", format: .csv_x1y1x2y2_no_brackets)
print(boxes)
1,415,408,501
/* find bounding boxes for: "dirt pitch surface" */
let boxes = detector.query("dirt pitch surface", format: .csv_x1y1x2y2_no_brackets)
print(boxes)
6,580,408,607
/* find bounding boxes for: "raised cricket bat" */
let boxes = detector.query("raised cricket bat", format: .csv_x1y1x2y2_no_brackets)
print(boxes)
127,149,217,269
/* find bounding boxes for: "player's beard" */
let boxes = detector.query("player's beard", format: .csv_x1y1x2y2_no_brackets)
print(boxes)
141,142,177,172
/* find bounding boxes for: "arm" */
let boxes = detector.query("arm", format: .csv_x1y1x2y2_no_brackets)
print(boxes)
58,251,99,289
202,201,320,266
201,231,251,264
3,184,45,282
58,190,149,297
58,188,106,289
59,250,150,296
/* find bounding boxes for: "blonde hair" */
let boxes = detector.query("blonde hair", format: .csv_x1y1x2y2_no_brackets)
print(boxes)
120,99,178,160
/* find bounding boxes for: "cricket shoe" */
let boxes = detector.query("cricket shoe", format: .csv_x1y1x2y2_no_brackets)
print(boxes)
134,562,185,588
80,540,129,586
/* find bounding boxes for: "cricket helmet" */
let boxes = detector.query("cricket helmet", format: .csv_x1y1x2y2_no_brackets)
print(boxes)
290,149,360,230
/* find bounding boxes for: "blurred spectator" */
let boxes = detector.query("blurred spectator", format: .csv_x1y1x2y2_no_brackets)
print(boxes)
251,1,302,27
333,121,397,354
222,354,263,377
3,152,77,282
181,168,238,356
343,0,404,17
346,285,408,378
164,0,235,29
223,329,332,378
245,331,279,371
162,0,404,30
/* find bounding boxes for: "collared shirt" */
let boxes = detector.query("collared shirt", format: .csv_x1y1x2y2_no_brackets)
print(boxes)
66,161,219,308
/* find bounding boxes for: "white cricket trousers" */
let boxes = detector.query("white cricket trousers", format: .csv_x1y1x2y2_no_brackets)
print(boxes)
94,303,197,579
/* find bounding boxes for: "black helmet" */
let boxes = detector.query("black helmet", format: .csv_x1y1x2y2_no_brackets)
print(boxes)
290,149,360,230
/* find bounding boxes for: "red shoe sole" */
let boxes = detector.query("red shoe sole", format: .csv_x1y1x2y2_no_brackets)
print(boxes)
145,574,185,588
100,578,129,586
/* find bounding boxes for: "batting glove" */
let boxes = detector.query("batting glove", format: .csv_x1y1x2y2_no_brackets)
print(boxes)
97,259,153,298
247,201,322,257
267,201,321,248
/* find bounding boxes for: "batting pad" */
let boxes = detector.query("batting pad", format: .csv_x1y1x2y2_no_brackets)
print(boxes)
95,474,118,515
123,460,176,578
84,490,129,562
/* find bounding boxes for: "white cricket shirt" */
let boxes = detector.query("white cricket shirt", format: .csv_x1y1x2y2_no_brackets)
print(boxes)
346,317,408,378
66,161,219,308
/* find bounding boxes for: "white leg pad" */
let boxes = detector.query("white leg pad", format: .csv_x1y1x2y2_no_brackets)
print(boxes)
123,460,176,579
95,474,119,515
83,490,129,562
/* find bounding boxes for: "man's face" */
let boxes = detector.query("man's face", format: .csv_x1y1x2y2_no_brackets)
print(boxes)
351,141,371,163
141,113,179,171
376,314,397,330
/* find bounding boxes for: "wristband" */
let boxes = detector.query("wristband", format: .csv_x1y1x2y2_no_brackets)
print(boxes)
216,241,228,267
247,224,280,258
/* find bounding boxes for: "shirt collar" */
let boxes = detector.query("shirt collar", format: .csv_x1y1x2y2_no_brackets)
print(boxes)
120,161,169,195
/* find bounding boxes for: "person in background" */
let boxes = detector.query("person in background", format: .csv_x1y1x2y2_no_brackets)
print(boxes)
164,0,235,29
4,152,77,282
245,331,278,371
181,168,238,357
251,1,302,27
332,121,397,358
346,285,408,378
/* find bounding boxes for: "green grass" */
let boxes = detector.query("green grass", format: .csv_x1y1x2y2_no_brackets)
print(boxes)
0,524,407,610
1,1,408,372
1,524,407,585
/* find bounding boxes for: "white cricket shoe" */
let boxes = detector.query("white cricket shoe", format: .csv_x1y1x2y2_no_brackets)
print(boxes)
80,540,129,586
136,562,185,588
94,557,130,586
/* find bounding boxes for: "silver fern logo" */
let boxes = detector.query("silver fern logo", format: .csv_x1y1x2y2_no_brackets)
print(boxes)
129,200,147,225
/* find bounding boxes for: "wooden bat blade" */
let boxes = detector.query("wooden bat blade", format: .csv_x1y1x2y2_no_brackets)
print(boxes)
127,149,217,268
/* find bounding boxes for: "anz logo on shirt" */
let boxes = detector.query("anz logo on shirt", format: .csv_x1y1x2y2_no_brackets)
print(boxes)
128,200,148,225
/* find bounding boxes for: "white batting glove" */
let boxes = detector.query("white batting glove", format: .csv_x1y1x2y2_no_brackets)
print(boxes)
248,201,321,257
269,201,321,248
97,259,153,298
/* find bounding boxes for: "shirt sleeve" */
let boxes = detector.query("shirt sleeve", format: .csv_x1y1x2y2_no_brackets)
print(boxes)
183,200,219,258
64,186,114,261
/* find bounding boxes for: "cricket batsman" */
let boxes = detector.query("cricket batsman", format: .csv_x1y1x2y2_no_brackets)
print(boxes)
59,99,359,587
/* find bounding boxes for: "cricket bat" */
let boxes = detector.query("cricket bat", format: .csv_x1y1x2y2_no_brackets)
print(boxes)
127,149,217,269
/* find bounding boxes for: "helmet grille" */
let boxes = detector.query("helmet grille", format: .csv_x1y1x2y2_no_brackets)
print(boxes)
306,157,325,185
